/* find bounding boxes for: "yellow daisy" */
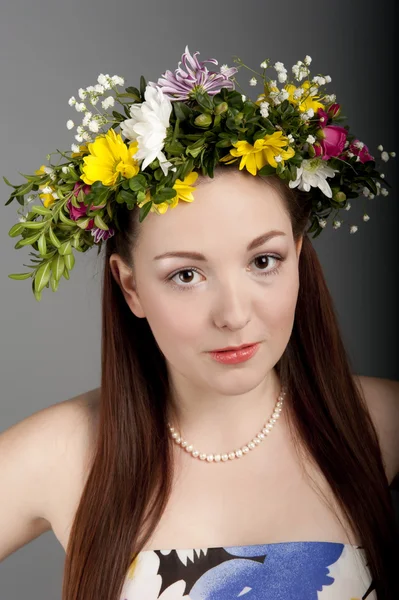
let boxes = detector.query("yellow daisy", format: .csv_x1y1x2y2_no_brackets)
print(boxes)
35,164,56,208
220,131,295,176
137,171,199,215
285,81,324,113
81,128,140,186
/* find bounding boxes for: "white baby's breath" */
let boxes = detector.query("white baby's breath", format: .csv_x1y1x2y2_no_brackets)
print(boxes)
75,134,84,143
381,151,389,162
260,60,268,69
260,101,270,118
381,188,389,196
390,151,396,157
363,214,370,221
101,96,115,110
66,120,74,130
350,225,358,234
249,77,257,86
75,102,87,112
345,202,351,210
377,144,384,151
88,120,99,133
68,96,76,106
78,88,87,100
306,135,316,144
332,220,342,229
71,143,80,152
42,186,53,194
304,55,312,65
111,75,124,86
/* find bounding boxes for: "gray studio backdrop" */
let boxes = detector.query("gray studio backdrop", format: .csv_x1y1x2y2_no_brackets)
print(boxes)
1,0,398,598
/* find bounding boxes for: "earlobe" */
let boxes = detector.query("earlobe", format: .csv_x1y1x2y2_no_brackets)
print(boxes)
109,254,146,318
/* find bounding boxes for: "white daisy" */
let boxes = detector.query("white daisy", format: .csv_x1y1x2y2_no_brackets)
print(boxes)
289,158,337,198
120,85,174,175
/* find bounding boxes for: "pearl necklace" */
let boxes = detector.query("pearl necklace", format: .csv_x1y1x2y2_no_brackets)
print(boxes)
167,386,286,463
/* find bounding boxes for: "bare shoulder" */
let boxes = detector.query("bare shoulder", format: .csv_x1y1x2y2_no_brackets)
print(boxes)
353,374,399,485
0,387,100,561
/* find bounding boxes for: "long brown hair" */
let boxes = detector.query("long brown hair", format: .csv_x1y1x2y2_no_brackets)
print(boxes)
62,166,399,599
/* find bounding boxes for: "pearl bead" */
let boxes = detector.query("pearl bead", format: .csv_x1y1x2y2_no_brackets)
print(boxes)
167,386,286,464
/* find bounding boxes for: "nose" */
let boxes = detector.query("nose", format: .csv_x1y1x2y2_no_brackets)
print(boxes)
212,278,251,331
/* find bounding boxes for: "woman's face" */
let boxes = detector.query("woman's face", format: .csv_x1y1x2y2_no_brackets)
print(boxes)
111,170,303,398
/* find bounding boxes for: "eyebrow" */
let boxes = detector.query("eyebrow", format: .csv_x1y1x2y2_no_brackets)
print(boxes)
153,230,287,261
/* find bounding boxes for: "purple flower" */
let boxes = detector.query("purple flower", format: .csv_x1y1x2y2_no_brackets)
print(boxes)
148,45,238,101
91,226,115,243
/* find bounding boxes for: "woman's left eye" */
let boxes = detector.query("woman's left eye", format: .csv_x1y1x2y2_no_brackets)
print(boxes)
166,253,284,289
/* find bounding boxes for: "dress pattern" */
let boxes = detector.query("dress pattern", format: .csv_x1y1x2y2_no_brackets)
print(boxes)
120,540,376,599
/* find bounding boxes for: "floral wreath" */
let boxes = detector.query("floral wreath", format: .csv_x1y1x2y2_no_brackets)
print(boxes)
4,45,395,301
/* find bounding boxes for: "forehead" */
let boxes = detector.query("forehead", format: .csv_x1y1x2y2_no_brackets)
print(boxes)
135,170,291,253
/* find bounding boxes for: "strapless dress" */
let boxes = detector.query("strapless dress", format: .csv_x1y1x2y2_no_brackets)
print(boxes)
120,540,376,599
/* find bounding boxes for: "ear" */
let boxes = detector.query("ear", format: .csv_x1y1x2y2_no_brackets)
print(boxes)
109,253,146,318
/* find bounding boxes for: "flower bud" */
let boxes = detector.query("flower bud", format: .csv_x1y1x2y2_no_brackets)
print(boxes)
234,112,244,124
214,102,228,115
194,113,212,127
315,128,326,140
327,103,341,118
308,143,316,157
333,190,346,203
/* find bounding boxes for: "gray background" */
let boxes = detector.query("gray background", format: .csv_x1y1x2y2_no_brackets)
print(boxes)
0,0,397,597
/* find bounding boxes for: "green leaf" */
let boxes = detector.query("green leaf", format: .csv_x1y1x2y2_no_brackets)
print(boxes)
140,75,147,98
195,92,214,113
38,232,47,256
76,217,92,229
58,210,76,226
48,226,61,248
14,231,42,248
173,102,192,122
258,164,276,177
21,220,46,229
129,174,147,192
31,205,52,216
8,222,26,237
34,262,51,293
64,253,75,270
51,254,65,280
94,213,109,230
58,240,73,255
50,272,59,292
62,267,70,280
8,272,33,280
153,187,177,204
139,200,152,222
3,176,18,188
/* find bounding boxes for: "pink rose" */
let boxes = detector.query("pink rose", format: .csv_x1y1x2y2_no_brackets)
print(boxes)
316,125,348,160
348,139,374,163
66,181,105,230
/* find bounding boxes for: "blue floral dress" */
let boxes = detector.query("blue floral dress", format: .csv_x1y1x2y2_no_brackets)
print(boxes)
120,540,376,599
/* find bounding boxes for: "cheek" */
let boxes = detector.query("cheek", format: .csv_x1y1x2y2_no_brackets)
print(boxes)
257,269,299,334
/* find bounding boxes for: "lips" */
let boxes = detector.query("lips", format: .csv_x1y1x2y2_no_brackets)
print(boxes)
211,343,255,353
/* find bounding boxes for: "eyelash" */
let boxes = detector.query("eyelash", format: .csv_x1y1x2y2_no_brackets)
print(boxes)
166,253,284,290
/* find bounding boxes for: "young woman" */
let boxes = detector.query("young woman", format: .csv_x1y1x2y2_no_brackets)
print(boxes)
1,47,398,599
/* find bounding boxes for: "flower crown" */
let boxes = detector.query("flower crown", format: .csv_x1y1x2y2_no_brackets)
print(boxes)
4,45,395,301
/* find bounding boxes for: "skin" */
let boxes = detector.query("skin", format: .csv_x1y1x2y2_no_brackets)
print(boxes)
110,169,303,453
